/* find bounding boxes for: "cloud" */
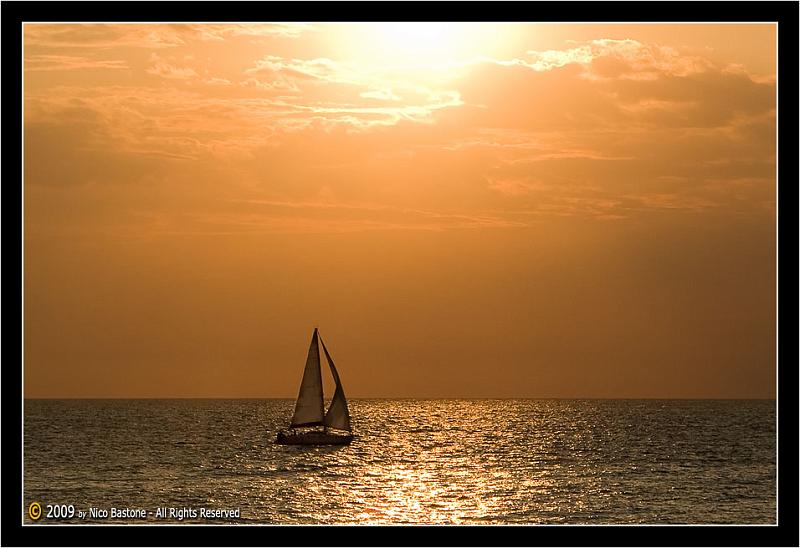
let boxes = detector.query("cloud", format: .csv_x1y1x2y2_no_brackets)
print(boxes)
584,39,714,79
144,199,529,236
245,55,342,81
24,24,187,49
498,39,714,81
517,45,594,71
146,53,198,80
23,23,312,51
23,26,775,234
241,55,464,129
25,54,129,71
183,23,315,41
453,45,773,135
360,89,401,101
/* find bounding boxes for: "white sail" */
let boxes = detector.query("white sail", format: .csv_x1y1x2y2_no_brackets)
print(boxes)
320,336,351,432
289,328,324,427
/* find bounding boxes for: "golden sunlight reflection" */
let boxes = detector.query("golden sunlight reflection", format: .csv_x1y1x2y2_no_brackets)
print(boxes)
338,452,564,524
305,401,568,524
353,462,484,524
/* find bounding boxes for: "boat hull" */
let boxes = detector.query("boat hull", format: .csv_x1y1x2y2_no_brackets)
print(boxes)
275,430,353,445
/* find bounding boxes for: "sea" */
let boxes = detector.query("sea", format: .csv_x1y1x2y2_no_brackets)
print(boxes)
23,399,776,525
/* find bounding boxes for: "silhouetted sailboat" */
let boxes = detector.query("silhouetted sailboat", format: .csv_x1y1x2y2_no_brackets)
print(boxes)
276,328,354,445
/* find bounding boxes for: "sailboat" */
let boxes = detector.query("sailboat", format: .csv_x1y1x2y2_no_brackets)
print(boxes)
276,328,354,445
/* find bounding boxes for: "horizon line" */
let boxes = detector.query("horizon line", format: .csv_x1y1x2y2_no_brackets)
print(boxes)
22,396,777,401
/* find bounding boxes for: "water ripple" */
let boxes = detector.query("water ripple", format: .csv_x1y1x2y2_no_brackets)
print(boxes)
24,399,775,524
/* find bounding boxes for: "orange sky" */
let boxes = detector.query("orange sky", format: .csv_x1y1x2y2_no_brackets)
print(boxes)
23,23,776,398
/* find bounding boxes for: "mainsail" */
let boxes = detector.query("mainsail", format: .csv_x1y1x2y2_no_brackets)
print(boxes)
320,336,351,432
289,328,325,427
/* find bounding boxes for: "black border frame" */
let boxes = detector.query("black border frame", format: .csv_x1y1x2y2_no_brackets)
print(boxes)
3,2,797,546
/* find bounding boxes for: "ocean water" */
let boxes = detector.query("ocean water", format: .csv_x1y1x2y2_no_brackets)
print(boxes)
23,399,776,525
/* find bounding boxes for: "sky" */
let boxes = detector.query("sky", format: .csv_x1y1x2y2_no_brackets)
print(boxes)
23,23,776,399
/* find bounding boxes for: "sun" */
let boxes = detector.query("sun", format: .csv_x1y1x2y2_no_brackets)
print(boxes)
362,23,476,68
321,23,516,75
375,23,458,52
